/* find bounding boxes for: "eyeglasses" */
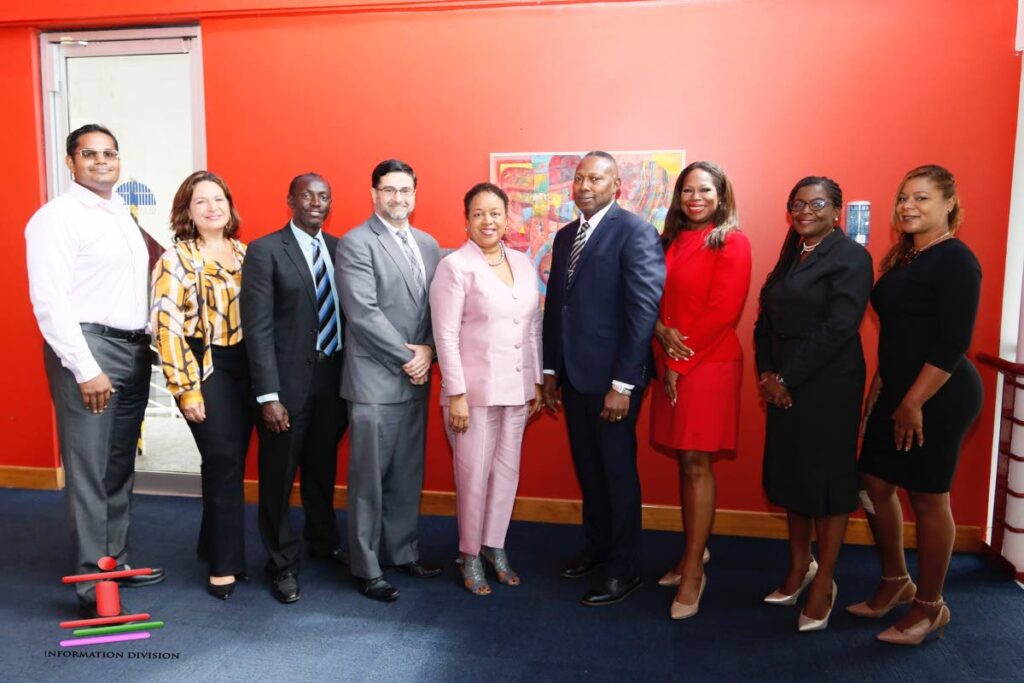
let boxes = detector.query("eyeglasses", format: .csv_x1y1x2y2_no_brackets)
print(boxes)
76,149,120,160
789,198,831,213
375,186,415,198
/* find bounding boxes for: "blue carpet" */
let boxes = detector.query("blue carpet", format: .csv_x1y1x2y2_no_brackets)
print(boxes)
1,489,1020,682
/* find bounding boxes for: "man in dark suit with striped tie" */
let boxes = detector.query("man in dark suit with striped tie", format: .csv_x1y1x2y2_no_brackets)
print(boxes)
542,152,665,606
241,173,349,604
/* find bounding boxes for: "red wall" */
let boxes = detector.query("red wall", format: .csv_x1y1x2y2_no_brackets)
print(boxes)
1,0,1018,527
0,27,57,469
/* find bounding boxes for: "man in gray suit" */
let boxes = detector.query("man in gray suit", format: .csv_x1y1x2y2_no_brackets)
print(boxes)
335,159,442,602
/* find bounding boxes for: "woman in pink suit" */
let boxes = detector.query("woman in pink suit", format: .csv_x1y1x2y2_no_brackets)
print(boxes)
429,182,544,596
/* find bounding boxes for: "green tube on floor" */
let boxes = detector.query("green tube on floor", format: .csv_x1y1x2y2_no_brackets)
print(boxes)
73,621,165,637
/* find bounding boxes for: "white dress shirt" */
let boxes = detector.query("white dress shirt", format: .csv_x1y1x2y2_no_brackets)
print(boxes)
26,182,149,383
543,201,634,392
377,214,426,288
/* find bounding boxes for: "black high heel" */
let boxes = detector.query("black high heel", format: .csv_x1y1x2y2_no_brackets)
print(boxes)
207,578,237,600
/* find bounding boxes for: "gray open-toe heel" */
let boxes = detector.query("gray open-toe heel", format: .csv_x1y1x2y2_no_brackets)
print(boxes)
481,546,520,586
455,555,491,596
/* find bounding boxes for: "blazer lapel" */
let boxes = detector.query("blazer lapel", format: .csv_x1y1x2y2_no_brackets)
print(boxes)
281,225,317,308
792,228,844,274
567,203,618,294
412,226,438,290
369,214,423,302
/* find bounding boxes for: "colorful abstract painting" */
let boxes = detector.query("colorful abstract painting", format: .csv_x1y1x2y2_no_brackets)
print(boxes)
490,150,685,301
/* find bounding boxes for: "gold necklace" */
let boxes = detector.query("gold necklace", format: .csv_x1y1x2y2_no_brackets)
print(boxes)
899,231,952,267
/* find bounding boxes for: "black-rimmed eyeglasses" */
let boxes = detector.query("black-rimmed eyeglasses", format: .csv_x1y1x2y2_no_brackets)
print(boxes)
789,198,831,213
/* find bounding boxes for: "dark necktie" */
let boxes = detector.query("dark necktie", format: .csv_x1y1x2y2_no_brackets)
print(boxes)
312,241,339,355
566,221,591,285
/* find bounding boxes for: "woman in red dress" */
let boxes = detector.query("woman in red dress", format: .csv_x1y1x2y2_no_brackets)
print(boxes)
651,161,752,619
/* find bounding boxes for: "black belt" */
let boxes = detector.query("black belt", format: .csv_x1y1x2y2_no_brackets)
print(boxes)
81,323,151,345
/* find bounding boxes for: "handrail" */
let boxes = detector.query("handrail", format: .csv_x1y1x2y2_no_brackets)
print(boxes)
977,352,1024,375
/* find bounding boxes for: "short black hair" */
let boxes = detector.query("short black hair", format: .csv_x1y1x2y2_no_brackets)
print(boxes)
582,150,617,164
288,172,327,196
463,182,509,217
66,124,118,157
371,159,417,189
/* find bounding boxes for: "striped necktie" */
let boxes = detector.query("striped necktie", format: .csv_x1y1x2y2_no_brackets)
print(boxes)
312,241,339,355
395,229,425,296
566,221,591,285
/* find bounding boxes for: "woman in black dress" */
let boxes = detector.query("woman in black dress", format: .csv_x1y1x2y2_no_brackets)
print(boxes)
850,165,982,645
754,177,873,632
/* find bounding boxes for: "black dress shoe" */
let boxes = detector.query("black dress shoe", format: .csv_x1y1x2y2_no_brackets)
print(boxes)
271,571,300,604
310,546,350,566
581,576,642,606
361,577,400,602
207,579,237,600
114,565,166,588
395,561,441,578
77,601,129,619
560,556,604,579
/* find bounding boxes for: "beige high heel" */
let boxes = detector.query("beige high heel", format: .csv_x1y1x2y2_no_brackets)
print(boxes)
797,580,836,632
846,574,916,618
763,556,818,606
657,548,711,587
876,598,950,645
670,573,706,620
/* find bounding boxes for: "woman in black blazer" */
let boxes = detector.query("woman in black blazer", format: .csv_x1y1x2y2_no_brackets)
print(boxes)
753,176,873,632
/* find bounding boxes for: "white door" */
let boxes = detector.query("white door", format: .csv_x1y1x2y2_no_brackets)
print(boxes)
41,27,207,488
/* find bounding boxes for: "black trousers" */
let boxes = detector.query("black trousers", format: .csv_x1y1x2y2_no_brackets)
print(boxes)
562,380,643,580
257,355,348,574
186,339,254,576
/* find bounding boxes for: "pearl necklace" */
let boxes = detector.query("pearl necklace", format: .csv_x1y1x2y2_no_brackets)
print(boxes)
485,242,506,267
800,228,835,254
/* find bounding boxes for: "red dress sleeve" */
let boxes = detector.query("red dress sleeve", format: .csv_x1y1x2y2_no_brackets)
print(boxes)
665,231,752,376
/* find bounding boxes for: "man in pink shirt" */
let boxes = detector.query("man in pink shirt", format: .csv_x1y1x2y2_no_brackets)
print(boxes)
26,124,164,619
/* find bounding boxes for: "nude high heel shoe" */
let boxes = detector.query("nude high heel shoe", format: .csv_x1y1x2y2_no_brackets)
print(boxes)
876,598,950,645
669,574,706,620
763,557,818,606
846,574,916,618
657,548,711,587
797,580,836,632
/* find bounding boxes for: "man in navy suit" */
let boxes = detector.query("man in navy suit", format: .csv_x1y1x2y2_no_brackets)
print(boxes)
542,151,665,606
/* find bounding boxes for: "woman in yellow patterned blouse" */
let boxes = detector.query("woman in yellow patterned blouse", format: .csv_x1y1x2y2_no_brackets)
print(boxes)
152,170,252,600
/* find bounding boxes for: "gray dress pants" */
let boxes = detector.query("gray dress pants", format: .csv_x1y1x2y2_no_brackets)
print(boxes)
44,330,150,604
346,398,427,580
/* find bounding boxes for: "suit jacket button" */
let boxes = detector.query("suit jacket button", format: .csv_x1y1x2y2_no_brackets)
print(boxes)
514,342,521,349
562,305,568,312
513,318,519,324
306,358,313,365
515,366,521,372
512,292,519,299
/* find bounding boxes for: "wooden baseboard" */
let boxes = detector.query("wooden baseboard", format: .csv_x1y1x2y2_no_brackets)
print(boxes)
0,465,64,490
239,482,983,552
0,470,984,551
